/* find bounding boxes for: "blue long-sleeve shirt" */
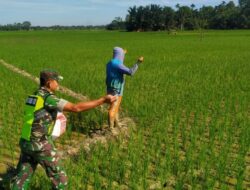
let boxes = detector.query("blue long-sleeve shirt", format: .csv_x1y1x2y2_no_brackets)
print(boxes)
106,58,139,96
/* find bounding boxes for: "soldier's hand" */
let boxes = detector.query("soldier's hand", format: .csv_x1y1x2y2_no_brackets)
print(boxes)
104,95,117,104
138,56,144,63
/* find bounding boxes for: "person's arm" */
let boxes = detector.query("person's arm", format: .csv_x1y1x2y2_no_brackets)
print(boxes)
116,56,144,76
63,95,116,113
117,63,138,76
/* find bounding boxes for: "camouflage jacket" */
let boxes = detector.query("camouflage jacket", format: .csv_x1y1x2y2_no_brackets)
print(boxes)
20,87,68,151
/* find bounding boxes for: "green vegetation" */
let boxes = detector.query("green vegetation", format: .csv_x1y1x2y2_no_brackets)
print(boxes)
0,30,249,189
110,1,250,31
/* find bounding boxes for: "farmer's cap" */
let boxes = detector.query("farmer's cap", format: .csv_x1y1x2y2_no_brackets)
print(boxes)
40,69,63,82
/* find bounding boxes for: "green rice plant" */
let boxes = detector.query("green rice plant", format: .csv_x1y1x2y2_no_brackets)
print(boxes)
0,30,249,189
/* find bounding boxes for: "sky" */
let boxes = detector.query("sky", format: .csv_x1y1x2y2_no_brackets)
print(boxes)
0,0,239,26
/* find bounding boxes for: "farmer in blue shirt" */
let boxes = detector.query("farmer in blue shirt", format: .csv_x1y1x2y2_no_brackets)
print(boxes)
106,47,144,130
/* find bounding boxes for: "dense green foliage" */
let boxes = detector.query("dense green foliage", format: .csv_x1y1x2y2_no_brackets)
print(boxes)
108,1,250,31
0,30,249,189
0,21,31,31
0,23,106,31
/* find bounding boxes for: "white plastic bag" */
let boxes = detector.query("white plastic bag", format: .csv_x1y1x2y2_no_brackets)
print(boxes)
52,112,67,140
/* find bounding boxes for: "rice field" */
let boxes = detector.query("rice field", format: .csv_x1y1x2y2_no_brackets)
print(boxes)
0,30,249,189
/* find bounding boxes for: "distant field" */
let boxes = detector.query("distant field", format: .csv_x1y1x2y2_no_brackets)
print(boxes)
0,30,249,189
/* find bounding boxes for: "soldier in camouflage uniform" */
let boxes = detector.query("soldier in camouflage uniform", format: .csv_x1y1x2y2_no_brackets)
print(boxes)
12,70,116,190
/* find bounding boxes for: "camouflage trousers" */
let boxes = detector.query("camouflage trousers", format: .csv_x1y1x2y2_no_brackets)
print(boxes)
12,138,68,190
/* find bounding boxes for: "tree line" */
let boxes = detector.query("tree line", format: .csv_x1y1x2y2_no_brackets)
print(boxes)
0,21,32,31
107,0,250,31
1,1,249,31
0,22,106,31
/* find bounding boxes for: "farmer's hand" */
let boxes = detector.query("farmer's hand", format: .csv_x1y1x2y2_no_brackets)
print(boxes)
138,56,144,63
104,95,117,104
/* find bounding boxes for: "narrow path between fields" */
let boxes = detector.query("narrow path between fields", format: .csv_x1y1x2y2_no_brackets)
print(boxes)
0,59,88,101
0,59,136,174
1,59,249,189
